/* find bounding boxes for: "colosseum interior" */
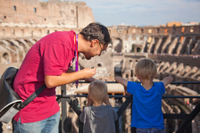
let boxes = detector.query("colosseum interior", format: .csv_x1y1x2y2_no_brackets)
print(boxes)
0,0,200,133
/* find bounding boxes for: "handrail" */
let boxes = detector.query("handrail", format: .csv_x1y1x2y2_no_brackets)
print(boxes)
57,94,200,99
78,81,200,84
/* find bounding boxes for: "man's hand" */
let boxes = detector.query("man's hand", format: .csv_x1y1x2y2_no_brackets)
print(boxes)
81,68,96,79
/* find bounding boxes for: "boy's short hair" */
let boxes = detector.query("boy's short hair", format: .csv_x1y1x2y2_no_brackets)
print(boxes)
88,80,108,103
135,58,157,80
80,22,111,45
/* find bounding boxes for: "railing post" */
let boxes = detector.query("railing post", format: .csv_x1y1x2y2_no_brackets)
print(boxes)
185,122,192,133
61,85,67,133
79,121,83,133
0,122,2,133
115,119,119,133
176,102,200,133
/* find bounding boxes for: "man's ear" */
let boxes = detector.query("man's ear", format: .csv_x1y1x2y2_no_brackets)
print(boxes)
91,39,99,48
90,40,95,48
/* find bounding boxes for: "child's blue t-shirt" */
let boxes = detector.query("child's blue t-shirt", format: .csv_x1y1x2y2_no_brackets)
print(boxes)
127,81,165,129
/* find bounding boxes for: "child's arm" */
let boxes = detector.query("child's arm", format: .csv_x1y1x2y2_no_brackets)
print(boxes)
115,76,128,92
161,76,173,87
104,95,111,105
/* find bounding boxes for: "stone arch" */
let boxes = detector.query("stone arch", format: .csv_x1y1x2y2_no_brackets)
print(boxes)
0,45,12,64
179,36,191,54
165,37,176,54
161,35,172,54
28,39,37,45
114,64,122,76
112,37,123,53
136,47,141,53
171,37,181,54
2,52,11,63
191,39,200,55
6,39,21,62
33,39,38,43
18,39,30,51
185,36,196,55
157,36,167,53
24,39,33,47
150,37,159,53
142,41,148,53
3,52,8,58
153,37,162,54
143,36,151,53
190,36,200,54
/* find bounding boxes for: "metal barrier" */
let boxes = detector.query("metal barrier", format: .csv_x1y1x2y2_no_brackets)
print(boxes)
57,81,200,133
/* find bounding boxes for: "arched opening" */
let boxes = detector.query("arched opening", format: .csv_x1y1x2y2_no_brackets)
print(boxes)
3,53,9,62
157,37,167,53
113,38,123,53
114,64,122,76
150,37,159,53
180,37,190,54
137,47,141,53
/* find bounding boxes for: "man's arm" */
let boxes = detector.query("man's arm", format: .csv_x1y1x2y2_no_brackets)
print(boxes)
66,67,75,73
45,68,96,88
162,76,173,87
67,67,95,82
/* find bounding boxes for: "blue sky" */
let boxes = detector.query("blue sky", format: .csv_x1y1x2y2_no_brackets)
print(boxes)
42,0,200,27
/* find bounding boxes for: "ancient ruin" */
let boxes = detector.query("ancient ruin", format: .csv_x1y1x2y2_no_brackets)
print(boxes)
0,0,200,133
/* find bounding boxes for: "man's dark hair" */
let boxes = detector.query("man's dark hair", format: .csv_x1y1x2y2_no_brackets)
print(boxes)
80,22,111,45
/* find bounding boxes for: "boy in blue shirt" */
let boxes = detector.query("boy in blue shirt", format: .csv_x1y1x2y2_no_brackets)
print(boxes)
115,58,173,133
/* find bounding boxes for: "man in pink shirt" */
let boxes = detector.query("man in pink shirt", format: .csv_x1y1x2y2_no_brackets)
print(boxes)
13,22,110,133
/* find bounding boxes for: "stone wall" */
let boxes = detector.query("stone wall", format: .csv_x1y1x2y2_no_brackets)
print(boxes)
0,0,94,28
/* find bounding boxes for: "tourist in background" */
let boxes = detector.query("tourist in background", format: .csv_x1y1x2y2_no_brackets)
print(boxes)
13,22,110,133
115,58,173,133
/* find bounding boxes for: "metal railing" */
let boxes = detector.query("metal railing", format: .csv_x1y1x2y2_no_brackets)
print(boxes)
57,81,200,133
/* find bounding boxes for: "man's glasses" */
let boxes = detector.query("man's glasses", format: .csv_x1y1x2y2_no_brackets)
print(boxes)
99,42,106,55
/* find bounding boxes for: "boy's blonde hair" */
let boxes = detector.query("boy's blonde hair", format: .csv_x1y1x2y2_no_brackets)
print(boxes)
135,58,157,80
88,80,108,103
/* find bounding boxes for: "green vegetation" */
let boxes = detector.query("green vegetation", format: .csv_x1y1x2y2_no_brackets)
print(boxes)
132,44,135,52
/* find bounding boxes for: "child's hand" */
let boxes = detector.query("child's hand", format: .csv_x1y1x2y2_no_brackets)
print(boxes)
103,95,111,105
126,92,131,95
123,86,131,95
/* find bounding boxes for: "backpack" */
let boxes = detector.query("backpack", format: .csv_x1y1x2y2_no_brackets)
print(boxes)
0,67,22,123
0,67,46,123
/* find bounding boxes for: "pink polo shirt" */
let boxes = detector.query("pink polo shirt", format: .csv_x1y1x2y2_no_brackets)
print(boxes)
13,30,76,123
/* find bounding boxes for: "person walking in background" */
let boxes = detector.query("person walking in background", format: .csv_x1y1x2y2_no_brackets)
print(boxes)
13,22,111,133
79,80,118,133
115,58,173,133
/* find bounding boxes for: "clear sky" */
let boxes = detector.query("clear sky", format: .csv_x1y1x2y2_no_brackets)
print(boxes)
42,0,200,27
